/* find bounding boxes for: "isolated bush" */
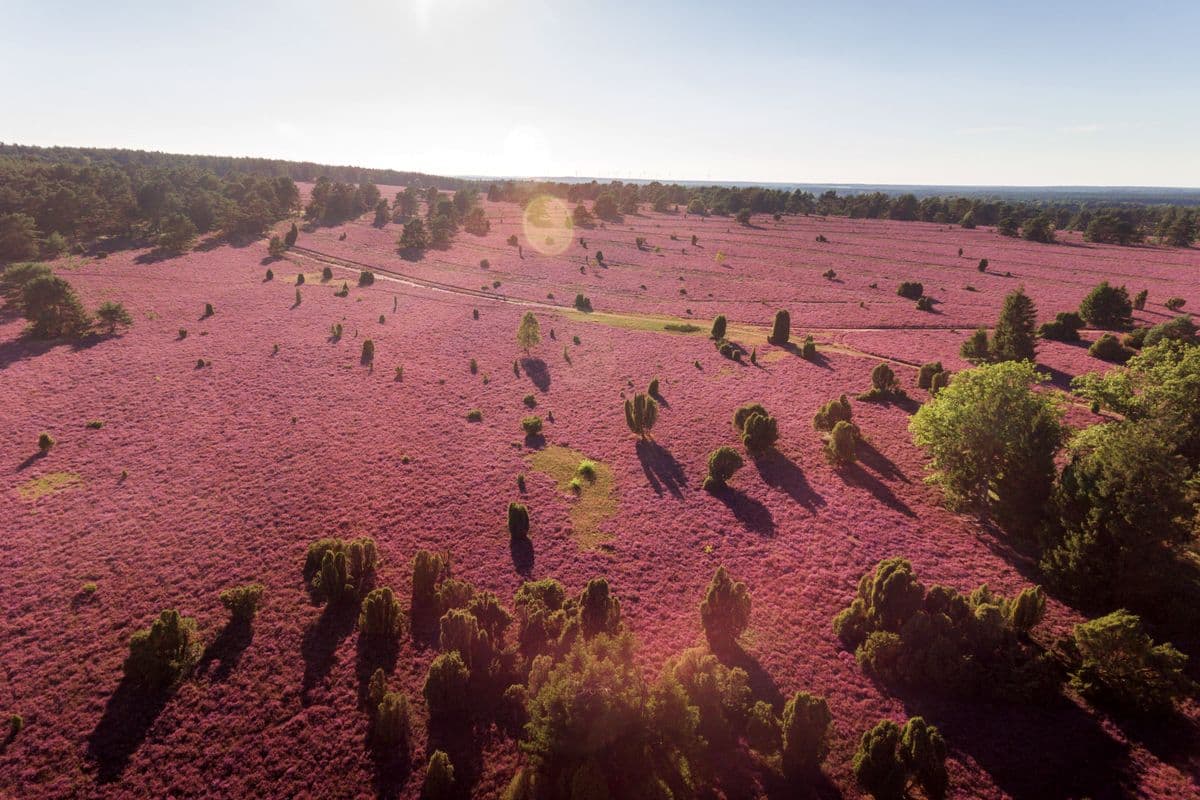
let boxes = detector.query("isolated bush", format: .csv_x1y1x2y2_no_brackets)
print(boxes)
1022,214,1056,243
699,566,751,648
37,432,54,452
703,446,744,491
304,537,378,604
361,339,375,364
801,335,816,359
412,550,451,615
123,609,199,688
157,213,198,254
991,287,1039,362
1132,289,1147,310
219,583,264,621
265,268,273,281
781,692,832,778
896,281,924,300
813,394,853,430
825,420,858,466
916,296,934,311
423,750,456,800
268,236,285,257
916,362,944,390
466,409,482,422
1079,281,1132,328
624,392,658,439
1070,610,1189,714
321,266,333,281
21,275,90,338
710,314,727,340
735,209,752,225
859,362,905,401
520,416,543,438
399,218,430,251
95,301,133,334
648,377,660,397
358,270,375,287
1164,296,1186,311
517,311,541,352
508,502,530,540
1089,333,1132,363
284,223,298,247
359,586,404,643
768,309,790,345
978,258,988,272
1144,315,1198,347
295,273,305,285
373,690,411,754
573,293,592,312
579,578,622,638
1038,311,1084,342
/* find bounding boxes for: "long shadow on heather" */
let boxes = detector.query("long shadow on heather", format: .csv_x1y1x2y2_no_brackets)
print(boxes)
300,602,357,704
710,485,775,536
753,451,823,511
510,537,535,576
194,617,253,683
842,462,915,517
86,678,173,783
636,439,687,498
856,438,909,483
521,357,551,392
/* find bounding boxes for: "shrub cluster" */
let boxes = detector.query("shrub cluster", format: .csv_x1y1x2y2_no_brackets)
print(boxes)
303,537,379,604
219,583,264,621
1089,333,1133,363
896,281,924,300
858,362,906,401
623,392,658,439
123,609,200,688
1038,311,1084,342
853,717,948,800
733,403,778,455
703,446,744,491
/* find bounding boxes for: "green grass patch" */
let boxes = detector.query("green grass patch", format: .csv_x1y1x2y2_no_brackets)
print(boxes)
527,446,617,549
18,472,84,501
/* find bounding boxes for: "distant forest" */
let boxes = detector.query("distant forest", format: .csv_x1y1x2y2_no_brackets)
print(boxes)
0,143,1195,263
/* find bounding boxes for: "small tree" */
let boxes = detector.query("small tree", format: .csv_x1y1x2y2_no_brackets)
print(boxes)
916,362,944,390
1070,610,1189,714
699,566,751,648
508,502,530,540
813,394,852,430
95,301,133,334
219,583,264,621
359,586,404,643
991,287,1038,362
399,218,430,251
825,420,857,466
361,339,375,364
959,327,991,363
268,235,286,257
424,652,470,722
374,691,411,754
123,609,200,688
21,275,90,338
703,446,744,491
781,692,832,778
0,213,39,261
517,312,541,352
1132,289,1147,310
710,314,727,341
768,309,790,345
896,282,924,300
624,392,658,439
853,717,948,800
422,750,456,800
157,213,198,254
1079,281,1132,328
284,223,298,247
38,432,55,452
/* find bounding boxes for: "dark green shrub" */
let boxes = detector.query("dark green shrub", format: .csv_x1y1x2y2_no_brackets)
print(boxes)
469,358,478,374
623,393,658,439
424,652,470,722
513,578,570,655
268,236,286,257
521,416,542,437
37,432,54,452
374,690,411,754
733,403,768,433
21,275,90,338
991,287,1038,362
1164,296,1185,311
1132,289,1147,310
573,294,592,312
853,717,948,800
412,550,451,615
1080,281,1132,328
522,394,536,408
86,420,104,429
303,537,378,604
978,258,988,272
359,586,404,642
95,301,133,334
1144,315,1197,347
801,335,816,358
1089,333,1132,363
699,566,751,648
859,362,905,401
358,270,375,287
295,273,305,286
897,282,924,300
1038,311,1085,342
508,502,530,540
710,314,727,340
781,692,832,778
466,409,482,422
123,609,200,687
916,362,944,389
1070,610,1189,714
929,372,949,400
648,377,660,397
284,223,298,246
322,266,333,281
916,296,934,311
768,309,790,345
960,327,990,363
361,339,374,364
822,268,836,279
422,750,456,800
265,268,273,281
703,446,744,491
813,394,852,430
825,420,857,466
8,714,23,739
579,577,622,638
218,583,264,621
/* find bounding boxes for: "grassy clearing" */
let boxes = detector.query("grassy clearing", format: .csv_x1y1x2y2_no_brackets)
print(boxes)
18,472,84,501
527,445,617,549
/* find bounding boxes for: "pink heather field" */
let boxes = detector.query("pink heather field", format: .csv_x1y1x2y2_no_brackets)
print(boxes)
3,187,1199,799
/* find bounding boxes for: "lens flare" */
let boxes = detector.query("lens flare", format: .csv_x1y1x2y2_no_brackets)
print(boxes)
522,194,573,256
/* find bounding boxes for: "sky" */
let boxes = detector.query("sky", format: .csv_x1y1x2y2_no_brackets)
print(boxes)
2,0,1199,186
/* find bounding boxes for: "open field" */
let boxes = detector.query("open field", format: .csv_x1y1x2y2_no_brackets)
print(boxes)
2,190,1198,799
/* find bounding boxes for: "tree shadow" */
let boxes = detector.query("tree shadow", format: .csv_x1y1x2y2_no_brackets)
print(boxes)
398,248,426,262
778,342,832,369
523,433,546,450
16,450,48,471
635,439,688,498
753,451,824,511
426,716,487,798
842,462,915,517
1036,363,1076,391
133,248,183,265
86,678,173,783
856,439,909,483
892,685,1135,800
711,485,775,536
521,357,551,392
1102,705,1200,783
719,643,784,708
194,617,254,683
510,536,535,577
369,737,413,800
0,330,105,372
300,602,357,704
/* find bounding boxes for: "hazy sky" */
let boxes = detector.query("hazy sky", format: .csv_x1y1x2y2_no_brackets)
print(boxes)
3,0,1198,186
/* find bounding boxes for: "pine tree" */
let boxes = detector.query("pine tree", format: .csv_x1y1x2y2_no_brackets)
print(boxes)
991,287,1038,362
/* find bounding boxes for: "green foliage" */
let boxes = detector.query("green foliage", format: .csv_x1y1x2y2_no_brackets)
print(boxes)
1079,281,1133,328
359,586,404,643
21,274,90,338
1038,311,1085,342
916,362,944,390
517,312,541,351
358,270,375,287
959,327,991,363
424,651,471,722
1022,214,1056,243
648,377,660,397
1164,296,1186,311
1070,610,1189,714
508,502,531,540
218,583,264,621
623,392,658,439
360,339,374,364
736,408,778,455
412,550,451,615
303,537,378,604
521,416,543,437
398,217,430,251
910,361,1064,530
859,362,905,401
422,750,456,800
991,287,1038,362
781,692,832,778
699,566,751,648
978,257,988,272
801,335,816,358
579,578,622,638
0,213,40,261
284,223,298,246
95,301,133,334
1144,315,1197,347
466,409,483,422
709,314,727,340
813,394,853,430
916,295,934,312
374,691,411,755
703,446,744,491
157,213,198,254
1089,333,1133,363
268,235,286,257
825,420,858,466
37,432,54,452
853,717,948,800
929,369,950,395
896,281,924,300
123,609,200,688
514,578,571,656
768,309,790,345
